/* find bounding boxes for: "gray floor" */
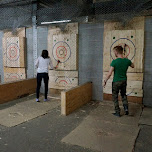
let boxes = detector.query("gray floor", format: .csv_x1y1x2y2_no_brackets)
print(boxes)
0,95,98,152
0,95,151,152
62,101,142,152
134,107,152,152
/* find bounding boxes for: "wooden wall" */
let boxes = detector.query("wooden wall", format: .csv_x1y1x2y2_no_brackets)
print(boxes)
2,28,27,83
61,82,92,115
48,23,79,90
0,78,36,104
49,70,78,89
103,17,145,103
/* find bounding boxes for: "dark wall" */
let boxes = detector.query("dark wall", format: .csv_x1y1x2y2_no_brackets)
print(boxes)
79,23,104,101
143,17,152,107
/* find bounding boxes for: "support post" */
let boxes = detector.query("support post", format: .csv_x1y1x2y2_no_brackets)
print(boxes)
32,3,38,77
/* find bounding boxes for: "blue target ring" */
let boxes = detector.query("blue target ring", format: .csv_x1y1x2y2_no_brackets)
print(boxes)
52,41,71,63
110,38,136,60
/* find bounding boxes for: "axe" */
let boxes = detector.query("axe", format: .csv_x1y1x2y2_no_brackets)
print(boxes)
123,44,127,56
55,60,60,69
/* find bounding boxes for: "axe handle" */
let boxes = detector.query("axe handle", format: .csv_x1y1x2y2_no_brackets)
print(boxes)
56,60,60,68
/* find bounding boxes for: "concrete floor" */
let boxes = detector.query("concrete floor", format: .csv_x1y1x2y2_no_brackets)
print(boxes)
0,95,151,152
135,107,152,152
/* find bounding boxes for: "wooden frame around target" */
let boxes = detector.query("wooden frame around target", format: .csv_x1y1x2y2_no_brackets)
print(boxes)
3,37,26,68
49,70,78,89
52,41,71,63
4,67,26,83
49,34,78,70
103,30,144,73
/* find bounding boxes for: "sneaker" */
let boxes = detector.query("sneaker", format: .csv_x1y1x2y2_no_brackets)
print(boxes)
36,98,40,102
112,113,121,117
44,99,49,102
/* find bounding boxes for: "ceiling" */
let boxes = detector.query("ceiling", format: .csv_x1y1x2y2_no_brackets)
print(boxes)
0,0,152,29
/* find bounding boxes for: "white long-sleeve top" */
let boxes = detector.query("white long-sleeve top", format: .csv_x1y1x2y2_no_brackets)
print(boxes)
35,56,53,73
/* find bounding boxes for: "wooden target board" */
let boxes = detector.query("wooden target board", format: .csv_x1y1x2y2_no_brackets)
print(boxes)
103,30,144,73
3,37,26,68
50,34,78,70
103,72,143,97
49,70,78,90
4,67,26,83
103,30,144,97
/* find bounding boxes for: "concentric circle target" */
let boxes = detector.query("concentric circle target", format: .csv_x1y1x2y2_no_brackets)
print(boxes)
52,41,71,63
8,73,21,81
110,38,136,60
55,77,72,86
6,43,20,61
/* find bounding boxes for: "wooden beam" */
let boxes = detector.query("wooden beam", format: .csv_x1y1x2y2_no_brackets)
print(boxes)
61,82,92,116
103,93,143,104
0,78,36,104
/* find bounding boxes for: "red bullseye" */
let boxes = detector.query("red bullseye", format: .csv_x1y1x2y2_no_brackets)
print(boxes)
7,73,21,81
12,76,18,79
56,46,67,59
9,46,18,59
52,41,71,63
6,43,20,61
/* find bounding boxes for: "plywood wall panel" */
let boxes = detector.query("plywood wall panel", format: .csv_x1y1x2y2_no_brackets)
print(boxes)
48,23,78,71
4,67,26,83
3,37,26,68
49,70,78,90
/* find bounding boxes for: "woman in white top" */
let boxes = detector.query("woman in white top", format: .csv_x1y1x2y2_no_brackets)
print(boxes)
35,50,54,102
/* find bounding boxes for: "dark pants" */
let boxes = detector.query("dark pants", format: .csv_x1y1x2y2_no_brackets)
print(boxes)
36,73,49,99
112,80,128,113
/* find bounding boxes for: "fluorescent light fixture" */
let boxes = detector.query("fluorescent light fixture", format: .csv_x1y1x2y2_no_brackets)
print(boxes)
41,20,71,24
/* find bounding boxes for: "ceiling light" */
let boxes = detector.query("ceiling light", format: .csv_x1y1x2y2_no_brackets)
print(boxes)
41,20,71,24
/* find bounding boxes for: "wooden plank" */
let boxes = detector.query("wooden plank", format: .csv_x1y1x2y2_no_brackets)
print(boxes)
49,70,78,77
103,31,112,71
49,70,78,89
104,87,143,97
61,82,92,116
3,28,26,38
48,23,78,36
104,30,144,73
49,34,78,70
135,30,144,72
104,80,143,88
0,78,36,104
103,17,144,72
61,91,66,115
4,67,26,83
104,17,144,32
103,93,142,104
19,37,26,67
103,72,143,97
103,72,143,81
48,23,78,71
49,77,78,90
3,37,26,68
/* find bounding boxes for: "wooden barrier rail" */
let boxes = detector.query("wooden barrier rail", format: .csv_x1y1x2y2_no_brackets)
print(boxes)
61,82,92,116
0,78,36,104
